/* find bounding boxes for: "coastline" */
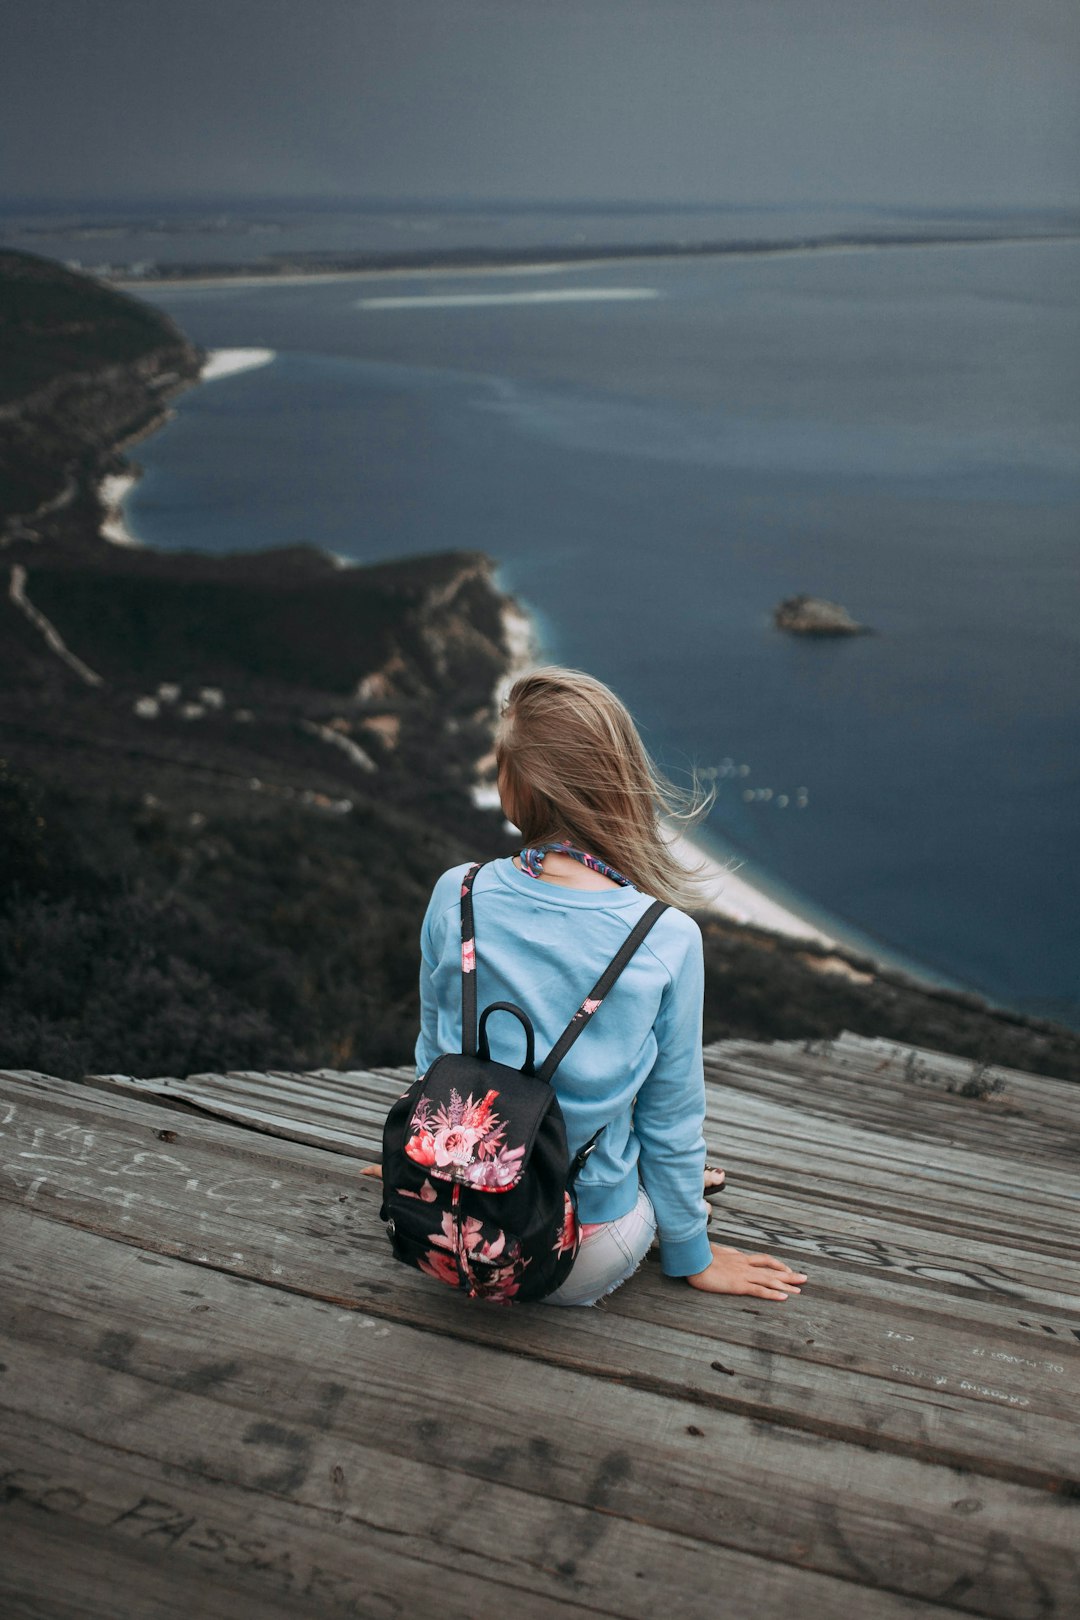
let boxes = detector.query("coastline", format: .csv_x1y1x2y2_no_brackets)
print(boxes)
98,347,276,548
666,829,837,949
483,595,847,955
79,327,1001,1004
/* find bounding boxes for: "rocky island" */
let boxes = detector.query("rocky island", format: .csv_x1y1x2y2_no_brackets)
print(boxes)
2,249,1078,1085
774,593,871,636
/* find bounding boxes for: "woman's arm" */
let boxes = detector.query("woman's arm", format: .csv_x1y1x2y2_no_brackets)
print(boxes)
635,919,808,1302
633,923,713,1276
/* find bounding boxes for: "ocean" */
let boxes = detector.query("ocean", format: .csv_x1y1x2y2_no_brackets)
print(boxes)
89,223,1079,1026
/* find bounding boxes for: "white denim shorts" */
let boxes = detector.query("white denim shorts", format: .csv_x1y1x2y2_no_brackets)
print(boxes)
543,1184,657,1308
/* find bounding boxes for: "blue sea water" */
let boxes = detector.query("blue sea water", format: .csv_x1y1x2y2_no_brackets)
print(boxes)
119,235,1079,1026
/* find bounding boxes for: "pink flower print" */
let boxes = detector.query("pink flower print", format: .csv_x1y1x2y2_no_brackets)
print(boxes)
466,1146,524,1198
434,1124,482,1168
474,1264,522,1303
554,1192,578,1256
463,1218,501,1250
398,1178,438,1202
419,1248,460,1287
464,1144,526,1191
404,1127,437,1168
461,1088,499,1131
461,938,476,974
582,997,603,1016
428,1210,459,1253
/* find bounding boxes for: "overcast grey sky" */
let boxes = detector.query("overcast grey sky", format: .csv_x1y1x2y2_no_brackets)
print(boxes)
1,0,1077,208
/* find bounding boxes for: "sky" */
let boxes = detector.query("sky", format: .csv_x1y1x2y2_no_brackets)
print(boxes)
1,0,1077,210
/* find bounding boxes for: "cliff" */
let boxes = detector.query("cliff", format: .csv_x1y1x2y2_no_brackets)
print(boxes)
0,536,522,1078
1,252,1077,1085
0,248,204,547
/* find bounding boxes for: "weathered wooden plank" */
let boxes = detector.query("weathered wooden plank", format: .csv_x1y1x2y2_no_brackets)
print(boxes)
0,1505,326,1620
723,1033,1080,1111
698,1087,1080,1197
711,1170,1079,1256
37,1068,387,1161
698,1083,1080,1181
6,1206,1077,1619
705,1045,1080,1124
706,1184,1080,1291
70,1064,1080,1230
78,1030,1080,1198
831,1034,1080,1106
703,1047,1080,1155
1,1075,1078,1486
8,1069,1074,1307
0,1415,617,1620
8,1066,1080,1337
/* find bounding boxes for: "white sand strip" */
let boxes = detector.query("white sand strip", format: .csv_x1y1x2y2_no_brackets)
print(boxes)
666,830,837,948
355,288,659,311
201,347,276,382
99,473,142,547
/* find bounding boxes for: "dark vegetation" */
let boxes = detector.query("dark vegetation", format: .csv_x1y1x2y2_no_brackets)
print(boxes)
0,533,514,1079
0,758,485,1078
0,248,201,540
3,250,1078,1085
696,917,1080,1084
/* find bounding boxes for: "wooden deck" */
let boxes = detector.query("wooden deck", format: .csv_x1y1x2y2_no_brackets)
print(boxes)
1,1033,1078,1618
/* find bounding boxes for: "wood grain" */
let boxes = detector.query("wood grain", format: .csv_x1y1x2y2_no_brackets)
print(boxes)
5,1204,1078,1619
2,1032,1078,1618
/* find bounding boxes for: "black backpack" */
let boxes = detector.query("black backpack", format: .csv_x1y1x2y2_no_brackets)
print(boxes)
379,859,668,1303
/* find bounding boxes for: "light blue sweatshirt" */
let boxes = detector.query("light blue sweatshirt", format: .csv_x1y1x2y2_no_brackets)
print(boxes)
414,857,712,1277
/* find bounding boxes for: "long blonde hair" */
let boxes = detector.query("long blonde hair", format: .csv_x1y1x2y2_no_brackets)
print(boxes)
494,666,715,911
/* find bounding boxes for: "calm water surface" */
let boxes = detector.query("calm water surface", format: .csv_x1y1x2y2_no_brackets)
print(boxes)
123,238,1080,1024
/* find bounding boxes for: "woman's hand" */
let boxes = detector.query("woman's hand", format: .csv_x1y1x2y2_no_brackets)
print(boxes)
686,1242,807,1299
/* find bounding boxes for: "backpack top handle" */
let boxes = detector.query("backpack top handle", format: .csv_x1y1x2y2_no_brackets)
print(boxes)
477,1001,537,1074
457,858,669,1084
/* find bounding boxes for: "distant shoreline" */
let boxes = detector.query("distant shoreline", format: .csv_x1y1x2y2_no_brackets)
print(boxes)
112,226,1080,291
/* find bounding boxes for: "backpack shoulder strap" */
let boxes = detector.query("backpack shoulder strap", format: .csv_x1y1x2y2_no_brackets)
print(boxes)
459,860,487,1056
535,899,669,1084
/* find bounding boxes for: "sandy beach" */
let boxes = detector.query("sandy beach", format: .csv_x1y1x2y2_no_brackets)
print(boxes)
109,228,1080,298
665,830,837,948
478,600,841,952
470,789,844,952
99,472,141,546
200,347,276,382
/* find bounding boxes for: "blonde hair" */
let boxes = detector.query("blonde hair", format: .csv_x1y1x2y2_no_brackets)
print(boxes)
494,665,716,911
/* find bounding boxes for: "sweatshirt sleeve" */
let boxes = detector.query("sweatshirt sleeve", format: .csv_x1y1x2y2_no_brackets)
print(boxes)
413,873,451,1081
632,922,712,1277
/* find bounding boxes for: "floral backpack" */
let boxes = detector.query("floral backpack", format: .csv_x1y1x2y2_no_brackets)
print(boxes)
379,859,668,1303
